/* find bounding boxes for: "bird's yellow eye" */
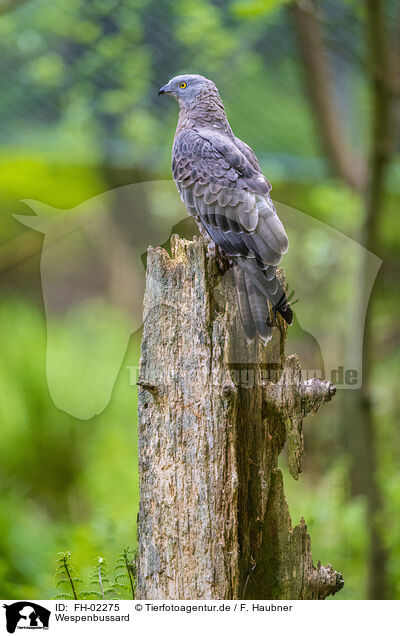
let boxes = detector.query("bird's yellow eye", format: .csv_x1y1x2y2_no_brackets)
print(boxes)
179,82,187,89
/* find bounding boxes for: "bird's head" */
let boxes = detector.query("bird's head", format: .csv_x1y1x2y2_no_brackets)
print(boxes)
158,74,219,108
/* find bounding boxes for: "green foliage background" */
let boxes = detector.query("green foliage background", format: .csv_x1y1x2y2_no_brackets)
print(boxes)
0,0,398,599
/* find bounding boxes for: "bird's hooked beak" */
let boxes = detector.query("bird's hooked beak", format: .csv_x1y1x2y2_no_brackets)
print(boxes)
158,82,172,96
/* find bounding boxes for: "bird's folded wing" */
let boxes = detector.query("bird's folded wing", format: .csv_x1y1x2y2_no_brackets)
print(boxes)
232,136,266,177
173,129,288,267
195,128,271,195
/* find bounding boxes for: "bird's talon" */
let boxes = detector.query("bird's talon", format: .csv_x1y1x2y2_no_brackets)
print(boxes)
205,242,230,273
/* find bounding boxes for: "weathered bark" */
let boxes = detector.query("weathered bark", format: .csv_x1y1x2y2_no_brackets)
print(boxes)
136,234,342,600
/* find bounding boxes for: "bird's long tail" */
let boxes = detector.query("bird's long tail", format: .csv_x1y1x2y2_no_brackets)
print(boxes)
233,262,293,343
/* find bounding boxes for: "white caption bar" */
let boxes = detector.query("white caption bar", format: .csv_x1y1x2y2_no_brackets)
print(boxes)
1,599,396,635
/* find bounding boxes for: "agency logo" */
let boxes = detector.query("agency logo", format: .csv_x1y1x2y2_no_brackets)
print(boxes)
2,602,50,633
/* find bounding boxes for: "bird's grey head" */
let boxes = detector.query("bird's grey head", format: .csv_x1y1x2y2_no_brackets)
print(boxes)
158,74,220,108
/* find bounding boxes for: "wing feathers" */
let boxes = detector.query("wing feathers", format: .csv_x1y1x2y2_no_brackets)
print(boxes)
256,196,289,254
172,127,292,341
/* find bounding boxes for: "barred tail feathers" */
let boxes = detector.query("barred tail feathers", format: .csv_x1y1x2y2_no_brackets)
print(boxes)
233,262,293,343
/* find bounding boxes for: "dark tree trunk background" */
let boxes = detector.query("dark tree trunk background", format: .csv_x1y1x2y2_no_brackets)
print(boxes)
136,235,342,600
290,0,398,599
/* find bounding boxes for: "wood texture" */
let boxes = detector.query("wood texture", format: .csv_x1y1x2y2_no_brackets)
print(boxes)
137,234,343,600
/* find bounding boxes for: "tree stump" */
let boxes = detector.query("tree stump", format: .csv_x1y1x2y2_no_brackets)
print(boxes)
136,234,343,600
